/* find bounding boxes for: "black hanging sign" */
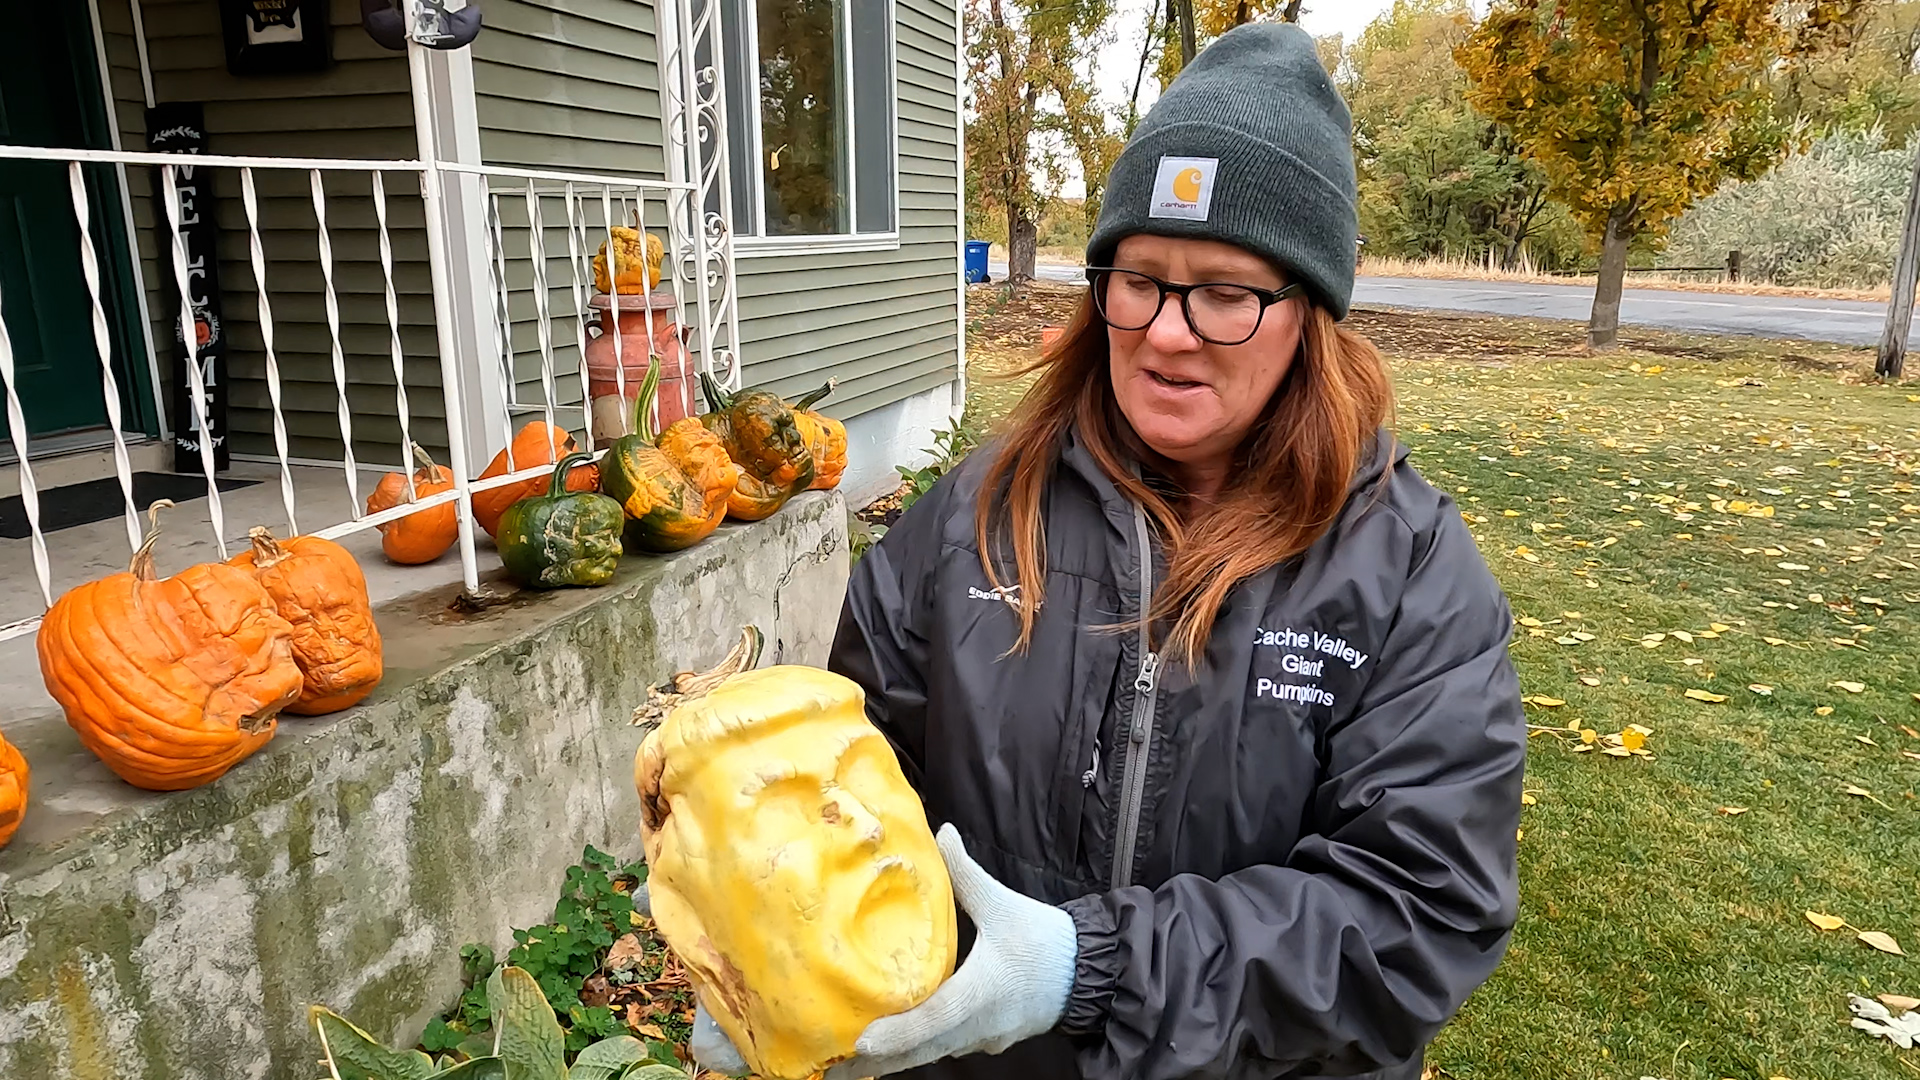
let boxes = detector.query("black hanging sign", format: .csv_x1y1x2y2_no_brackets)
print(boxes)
221,0,334,76
147,103,230,473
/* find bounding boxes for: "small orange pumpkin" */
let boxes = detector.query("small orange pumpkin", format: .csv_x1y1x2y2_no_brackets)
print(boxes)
36,501,303,792
473,421,600,538
366,441,458,565
791,380,848,491
0,730,27,849
229,526,384,715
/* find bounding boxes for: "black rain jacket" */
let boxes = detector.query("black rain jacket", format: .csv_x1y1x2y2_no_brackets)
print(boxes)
827,425,1525,1080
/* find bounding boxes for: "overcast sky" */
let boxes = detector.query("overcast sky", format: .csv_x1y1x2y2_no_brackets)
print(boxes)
1060,0,1481,197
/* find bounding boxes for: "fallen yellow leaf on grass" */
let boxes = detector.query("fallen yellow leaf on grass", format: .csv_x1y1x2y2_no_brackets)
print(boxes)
1749,684,1774,695
1710,622,1732,632
1523,695,1566,708
1579,728,1598,744
1580,676,1602,686
1685,688,1729,703
1521,792,1537,805
1518,616,1545,628
1764,637,1789,646
1672,630,1696,643
1816,706,1835,716
1832,680,1867,694
1859,931,1906,956
1806,910,1848,931
1718,806,1749,816
1620,728,1647,751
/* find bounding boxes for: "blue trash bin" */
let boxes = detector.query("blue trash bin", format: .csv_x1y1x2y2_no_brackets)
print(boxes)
964,239,991,284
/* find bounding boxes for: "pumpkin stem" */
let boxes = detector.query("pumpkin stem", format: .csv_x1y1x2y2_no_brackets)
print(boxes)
548,450,595,497
697,369,732,413
409,440,439,477
792,378,837,413
130,499,175,580
629,625,766,728
245,525,291,568
631,352,664,443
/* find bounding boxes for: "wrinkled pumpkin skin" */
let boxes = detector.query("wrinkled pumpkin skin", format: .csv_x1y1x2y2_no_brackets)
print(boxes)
474,422,600,539
636,665,958,1080
724,471,791,523
229,528,383,715
497,452,627,589
0,731,27,849
792,381,849,491
592,226,666,295
603,418,741,553
598,356,743,553
698,373,814,496
36,503,303,791
366,442,458,565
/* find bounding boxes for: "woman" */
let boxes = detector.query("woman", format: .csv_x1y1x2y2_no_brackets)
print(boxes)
699,20,1525,1080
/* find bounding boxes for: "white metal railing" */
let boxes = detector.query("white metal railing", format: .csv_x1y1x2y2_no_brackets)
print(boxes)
0,19,738,644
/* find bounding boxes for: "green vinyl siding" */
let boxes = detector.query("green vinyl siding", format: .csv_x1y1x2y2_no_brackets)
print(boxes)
97,0,440,466
732,0,961,420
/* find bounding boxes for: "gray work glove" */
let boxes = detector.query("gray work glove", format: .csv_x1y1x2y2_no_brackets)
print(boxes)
822,822,1079,1080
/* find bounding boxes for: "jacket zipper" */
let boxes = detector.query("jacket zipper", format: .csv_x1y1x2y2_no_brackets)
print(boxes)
1110,500,1161,890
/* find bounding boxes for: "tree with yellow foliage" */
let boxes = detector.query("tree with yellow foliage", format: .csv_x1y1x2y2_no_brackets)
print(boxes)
1458,0,1868,348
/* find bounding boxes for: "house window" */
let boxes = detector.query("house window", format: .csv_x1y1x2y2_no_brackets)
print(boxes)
719,0,897,248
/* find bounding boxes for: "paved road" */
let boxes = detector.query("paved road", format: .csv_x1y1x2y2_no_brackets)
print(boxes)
986,261,1906,347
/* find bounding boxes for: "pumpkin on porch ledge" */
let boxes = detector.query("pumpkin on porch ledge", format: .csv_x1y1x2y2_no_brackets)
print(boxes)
35,501,303,792
472,421,601,539
597,353,741,554
365,441,459,565
228,526,384,715
0,730,27,849
496,451,627,589
698,371,815,523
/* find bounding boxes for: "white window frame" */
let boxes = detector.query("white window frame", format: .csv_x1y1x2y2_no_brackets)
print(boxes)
729,0,902,258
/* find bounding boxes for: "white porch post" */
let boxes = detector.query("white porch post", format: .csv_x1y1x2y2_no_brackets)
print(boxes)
409,35,507,469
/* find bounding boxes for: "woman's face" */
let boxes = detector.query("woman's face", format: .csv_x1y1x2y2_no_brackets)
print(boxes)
1104,234,1305,476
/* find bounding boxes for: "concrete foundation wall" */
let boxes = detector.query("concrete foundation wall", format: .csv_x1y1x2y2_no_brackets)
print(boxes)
0,493,849,1080
838,378,963,510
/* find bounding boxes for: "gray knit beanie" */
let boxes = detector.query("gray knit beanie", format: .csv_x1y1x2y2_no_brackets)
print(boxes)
1086,21,1359,320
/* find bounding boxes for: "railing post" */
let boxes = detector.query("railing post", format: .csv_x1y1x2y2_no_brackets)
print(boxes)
410,40,485,597
1726,249,1742,283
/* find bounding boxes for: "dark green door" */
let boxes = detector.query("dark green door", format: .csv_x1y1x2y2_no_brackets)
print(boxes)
0,4,119,439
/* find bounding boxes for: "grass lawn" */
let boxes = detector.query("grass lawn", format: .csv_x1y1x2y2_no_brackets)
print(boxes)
958,283,1920,1080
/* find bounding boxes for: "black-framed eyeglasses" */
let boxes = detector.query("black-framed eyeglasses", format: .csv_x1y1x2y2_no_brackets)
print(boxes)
1085,266,1304,346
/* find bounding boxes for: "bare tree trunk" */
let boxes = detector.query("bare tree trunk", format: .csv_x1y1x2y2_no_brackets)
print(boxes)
1878,141,1920,379
1127,0,1161,134
1589,207,1633,350
1009,210,1039,287
1172,0,1197,66
1282,0,1306,21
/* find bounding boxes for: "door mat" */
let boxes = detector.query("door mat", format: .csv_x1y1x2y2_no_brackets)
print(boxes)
0,472,261,539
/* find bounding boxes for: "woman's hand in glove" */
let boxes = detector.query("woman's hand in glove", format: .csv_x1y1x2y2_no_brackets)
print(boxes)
823,823,1079,1080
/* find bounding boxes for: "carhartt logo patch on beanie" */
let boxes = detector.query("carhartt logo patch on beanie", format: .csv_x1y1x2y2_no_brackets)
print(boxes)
1150,157,1219,222
1088,21,1359,320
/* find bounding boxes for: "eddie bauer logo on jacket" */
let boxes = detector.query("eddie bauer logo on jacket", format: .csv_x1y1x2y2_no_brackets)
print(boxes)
1251,625,1372,708
967,583,1021,608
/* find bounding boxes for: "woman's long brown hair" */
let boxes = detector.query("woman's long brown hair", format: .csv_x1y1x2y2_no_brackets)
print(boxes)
972,291,1395,666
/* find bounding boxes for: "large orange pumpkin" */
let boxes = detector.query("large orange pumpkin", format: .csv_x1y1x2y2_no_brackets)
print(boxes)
0,731,26,849
229,526,383,716
366,442,458,565
36,501,303,792
473,421,600,538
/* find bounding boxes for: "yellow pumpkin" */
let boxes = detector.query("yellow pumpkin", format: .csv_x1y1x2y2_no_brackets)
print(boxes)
635,660,958,1080
593,226,666,295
